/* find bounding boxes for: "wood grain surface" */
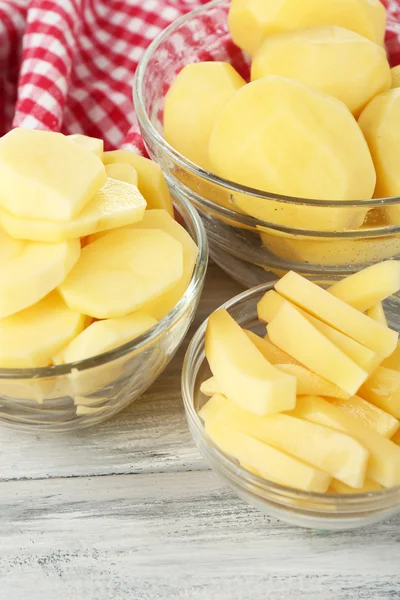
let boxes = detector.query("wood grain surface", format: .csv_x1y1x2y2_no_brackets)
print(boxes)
1,264,399,600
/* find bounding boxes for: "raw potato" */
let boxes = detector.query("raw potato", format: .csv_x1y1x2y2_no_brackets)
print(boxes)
329,479,382,494
68,134,104,158
366,303,388,326
329,396,400,438
275,271,398,357
57,312,157,364
327,260,400,311
0,129,106,221
245,330,351,399
59,229,183,319
0,291,86,368
393,430,400,446
89,209,199,320
258,290,379,372
105,162,138,186
200,377,222,398
205,309,296,415
215,401,369,488
359,89,400,221
206,416,331,493
228,0,386,55
103,150,173,216
381,341,400,371
0,228,80,318
209,77,375,231
0,178,146,243
391,65,400,88
359,367,400,418
199,393,228,421
164,62,245,170
251,26,390,116
267,302,368,395
292,396,400,488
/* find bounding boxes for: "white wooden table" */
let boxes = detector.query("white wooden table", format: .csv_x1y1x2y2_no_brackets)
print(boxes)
1,263,399,600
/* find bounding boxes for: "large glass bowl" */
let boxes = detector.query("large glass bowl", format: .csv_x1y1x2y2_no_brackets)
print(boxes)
182,281,400,530
0,195,207,433
134,0,400,288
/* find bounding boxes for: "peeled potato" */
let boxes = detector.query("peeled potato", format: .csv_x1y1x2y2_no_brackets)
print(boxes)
251,26,390,116
209,77,376,231
105,162,138,186
0,129,106,222
68,134,104,158
0,178,146,243
228,0,386,56
59,229,183,318
164,62,245,170
0,228,80,318
0,291,86,368
359,89,400,223
391,65,400,89
103,150,173,216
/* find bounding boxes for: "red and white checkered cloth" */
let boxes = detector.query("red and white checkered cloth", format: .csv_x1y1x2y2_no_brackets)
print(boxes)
0,0,400,154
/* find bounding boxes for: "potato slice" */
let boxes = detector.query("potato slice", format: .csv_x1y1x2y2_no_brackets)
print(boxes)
381,341,400,371
392,430,400,446
0,291,86,368
366,303,388,326
200,377,222,398
58,312,157,363
292,396,400,488
206,417,331,493
359,89,400,221
359,367,400,419
59,229,183,318
328,396,399,438
205,309,296,415
329,478,382,494
245,330,350,399
268,302,368,395
89,210,198,320
327,261,400,312
105,162,138,186
0,229,80,318
251,26,390,116
209,77,375,232
68,134,104,158
198,393,229,421
215,401,369,488
103,150,173,216
391,65,400,89
228,0,386,55
164,62,245,170
0,129,106,221
0,178,146,243
258,290,379,372
275,271,398,357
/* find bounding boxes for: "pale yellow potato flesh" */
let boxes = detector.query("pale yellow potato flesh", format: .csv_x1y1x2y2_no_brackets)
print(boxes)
391,65,400,89
205,309,296,415
0,129,106,221
198,393,229,422
103,150,173,216
200,377,223,398
68,134,104,158
59,229,183,318
105,162,138,186
366,303,388,327
0,228,80,318
0,178,146,243
291,396,400,488
328,396,400,439
228,0,386,55
359,367,400,419
381,341,400,371
329,478,382,494
164,62,245,170
251,26,390,116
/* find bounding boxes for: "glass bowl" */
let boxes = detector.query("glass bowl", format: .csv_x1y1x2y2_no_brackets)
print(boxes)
0,195,207,433
134,0,400,288
181,280,400,530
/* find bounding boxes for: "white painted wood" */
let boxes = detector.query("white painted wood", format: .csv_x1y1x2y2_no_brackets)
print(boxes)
0,471,399,600
0,264,242,482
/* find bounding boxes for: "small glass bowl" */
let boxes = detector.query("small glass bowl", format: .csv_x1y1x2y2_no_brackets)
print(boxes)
0,195,208,433
181,281,400,530
134,0,400,288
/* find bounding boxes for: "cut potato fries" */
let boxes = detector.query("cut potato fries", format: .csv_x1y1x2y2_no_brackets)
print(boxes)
200,260,400,495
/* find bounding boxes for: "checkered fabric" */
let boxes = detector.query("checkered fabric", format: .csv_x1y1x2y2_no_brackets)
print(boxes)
0,0,399,153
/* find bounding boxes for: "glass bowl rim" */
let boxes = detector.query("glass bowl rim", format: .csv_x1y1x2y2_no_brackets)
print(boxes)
181,279,400,510
0,194,208,380
133,0,400,233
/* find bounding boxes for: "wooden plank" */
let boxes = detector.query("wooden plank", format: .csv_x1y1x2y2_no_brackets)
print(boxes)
0,264,243,482
0,470,399,600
